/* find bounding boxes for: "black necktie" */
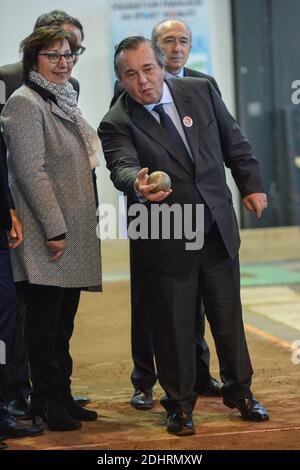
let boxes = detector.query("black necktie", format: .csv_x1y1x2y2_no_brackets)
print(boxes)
153,104,193,163
153,103,213,233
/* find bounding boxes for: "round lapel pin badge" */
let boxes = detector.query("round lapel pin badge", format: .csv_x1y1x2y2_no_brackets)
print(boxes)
183,116,193,128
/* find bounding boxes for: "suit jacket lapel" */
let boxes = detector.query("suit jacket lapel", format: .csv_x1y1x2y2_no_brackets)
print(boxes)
166,79,199,165
49,102,75,124
126,94,194,176
26,81,76,125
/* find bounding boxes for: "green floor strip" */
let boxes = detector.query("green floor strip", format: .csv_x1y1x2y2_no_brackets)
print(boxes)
241,262,300,287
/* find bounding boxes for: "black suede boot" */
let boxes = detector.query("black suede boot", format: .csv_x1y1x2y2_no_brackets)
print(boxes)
63,396,98,421
30,395,81,431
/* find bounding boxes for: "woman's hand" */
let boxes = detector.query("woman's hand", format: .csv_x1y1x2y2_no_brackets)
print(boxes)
9,209,23,249
46,239,66,262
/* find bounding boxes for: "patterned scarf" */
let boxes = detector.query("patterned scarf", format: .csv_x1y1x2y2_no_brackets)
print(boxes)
29,71,101,169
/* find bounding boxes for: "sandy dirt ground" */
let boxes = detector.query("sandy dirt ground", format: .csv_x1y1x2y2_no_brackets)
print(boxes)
6,281,300,450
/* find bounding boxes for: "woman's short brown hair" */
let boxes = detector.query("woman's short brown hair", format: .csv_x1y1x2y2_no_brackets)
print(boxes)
20,26,78,80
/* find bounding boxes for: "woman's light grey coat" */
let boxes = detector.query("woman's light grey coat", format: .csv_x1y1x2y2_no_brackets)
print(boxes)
1,85,102,290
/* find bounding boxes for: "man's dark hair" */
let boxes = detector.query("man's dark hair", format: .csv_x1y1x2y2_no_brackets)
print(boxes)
114,36,165,79
151,19,192,46
20,26,78,80
34,10,84,40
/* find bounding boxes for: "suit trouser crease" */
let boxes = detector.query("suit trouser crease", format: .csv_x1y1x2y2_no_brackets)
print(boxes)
144,225,253,414
0,236,18,406
130,246,156,390
130,243,212,391
199,249,253,400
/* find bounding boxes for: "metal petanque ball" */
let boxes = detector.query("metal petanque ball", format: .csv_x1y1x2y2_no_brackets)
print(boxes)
147,171,171,192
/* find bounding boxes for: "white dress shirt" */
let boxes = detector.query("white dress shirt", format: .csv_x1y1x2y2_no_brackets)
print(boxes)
144,82,193,160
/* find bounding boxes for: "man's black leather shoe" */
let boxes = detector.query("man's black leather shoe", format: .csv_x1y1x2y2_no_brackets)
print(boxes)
167,412,195,436
0,440,7,450
0,411,44,438
223,396,269,421
130,389,154,410
195,377,223,397
74,395,91,406
7,398,30,420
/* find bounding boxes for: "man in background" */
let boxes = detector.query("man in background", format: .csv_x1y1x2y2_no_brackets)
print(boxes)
0,137,43,447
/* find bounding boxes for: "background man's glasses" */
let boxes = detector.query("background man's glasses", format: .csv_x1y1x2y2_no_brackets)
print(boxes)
74,46,86,56
37,52,75,64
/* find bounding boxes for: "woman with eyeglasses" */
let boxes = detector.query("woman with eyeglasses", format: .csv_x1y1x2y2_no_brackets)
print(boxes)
1,26,102,432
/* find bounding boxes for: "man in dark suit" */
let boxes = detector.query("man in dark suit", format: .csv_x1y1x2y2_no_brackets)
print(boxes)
99,36,269,436
0,10,86,419
112,20,223,411
0,138,44,448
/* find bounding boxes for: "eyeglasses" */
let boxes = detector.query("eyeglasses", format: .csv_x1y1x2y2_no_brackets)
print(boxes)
37,52,75,64
74,46,86,56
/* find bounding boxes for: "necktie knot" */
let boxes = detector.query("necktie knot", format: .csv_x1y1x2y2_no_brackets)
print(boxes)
153,104,166,116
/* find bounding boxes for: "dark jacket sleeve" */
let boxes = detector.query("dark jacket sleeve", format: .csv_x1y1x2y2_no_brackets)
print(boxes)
98,115,141,199
184,67,222,97
69,76,80,98
0,62,23,114
0,64,21,209
109,81,125,108
0,69,7,114
205,80,264,196
208,76,221,97
0,130,14,208
0,136,13,231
